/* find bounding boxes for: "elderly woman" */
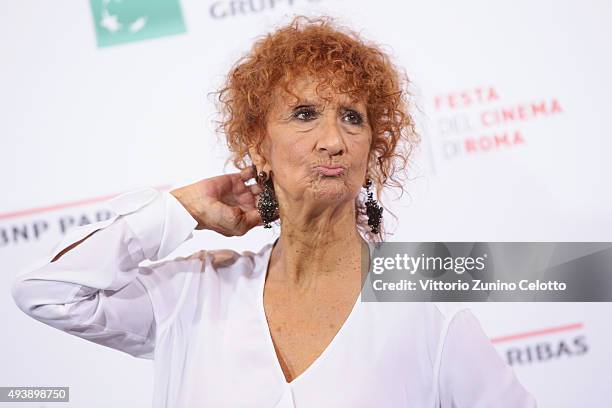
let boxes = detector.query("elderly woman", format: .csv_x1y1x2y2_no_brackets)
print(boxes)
11,16,536,408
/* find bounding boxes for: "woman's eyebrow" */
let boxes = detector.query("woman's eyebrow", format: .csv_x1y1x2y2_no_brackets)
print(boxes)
288,98,320,108
285,98,364,113
339,104,366,114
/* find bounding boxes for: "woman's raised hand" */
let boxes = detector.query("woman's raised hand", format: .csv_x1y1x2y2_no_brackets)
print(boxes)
170,166,264,236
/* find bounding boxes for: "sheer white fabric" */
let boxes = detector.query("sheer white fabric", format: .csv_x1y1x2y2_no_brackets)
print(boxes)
11,188,537,407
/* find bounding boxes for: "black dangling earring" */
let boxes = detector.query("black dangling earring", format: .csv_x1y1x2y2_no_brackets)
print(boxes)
256,170,279,229
364,178,383,234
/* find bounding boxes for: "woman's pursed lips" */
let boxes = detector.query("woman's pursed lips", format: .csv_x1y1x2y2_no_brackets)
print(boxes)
314,165,346,176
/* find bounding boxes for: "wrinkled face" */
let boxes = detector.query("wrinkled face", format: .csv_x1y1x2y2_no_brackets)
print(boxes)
260,76,373,207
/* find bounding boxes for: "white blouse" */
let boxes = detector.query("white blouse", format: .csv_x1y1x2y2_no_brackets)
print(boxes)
11,188,537,408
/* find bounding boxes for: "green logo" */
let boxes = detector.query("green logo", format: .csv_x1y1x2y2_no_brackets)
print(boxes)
89,0,186,48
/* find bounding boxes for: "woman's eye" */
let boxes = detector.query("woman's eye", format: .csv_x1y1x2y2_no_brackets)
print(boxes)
293,107,318,121
343,110,364,125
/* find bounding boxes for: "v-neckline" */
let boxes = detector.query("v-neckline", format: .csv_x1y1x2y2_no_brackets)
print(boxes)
257,237,369,386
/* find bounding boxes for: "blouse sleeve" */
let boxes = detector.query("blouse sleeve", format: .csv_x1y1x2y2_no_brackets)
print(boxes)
10,188,198,360
438,308,538,407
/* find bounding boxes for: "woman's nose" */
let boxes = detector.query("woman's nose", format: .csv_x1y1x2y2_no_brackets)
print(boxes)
316,116,346,156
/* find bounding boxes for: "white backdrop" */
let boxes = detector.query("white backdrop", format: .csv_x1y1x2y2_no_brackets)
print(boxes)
2,1,611,406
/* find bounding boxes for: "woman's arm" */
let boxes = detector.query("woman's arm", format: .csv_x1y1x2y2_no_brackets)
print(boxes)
11,167,262,359
438,308,538,407
10,188,198,359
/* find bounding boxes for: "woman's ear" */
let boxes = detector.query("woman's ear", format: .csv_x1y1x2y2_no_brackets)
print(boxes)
248,144,266,173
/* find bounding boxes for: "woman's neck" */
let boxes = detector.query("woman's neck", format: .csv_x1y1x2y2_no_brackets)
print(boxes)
267,202,367,288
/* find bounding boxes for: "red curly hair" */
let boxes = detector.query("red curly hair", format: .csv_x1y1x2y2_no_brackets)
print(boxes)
214,15,419,242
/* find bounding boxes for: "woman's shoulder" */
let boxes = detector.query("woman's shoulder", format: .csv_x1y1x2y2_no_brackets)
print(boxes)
361,302,473,344
389,302,473,344
136,241,274,327
201,240,274,275
145,239,271,266
142,240,274,284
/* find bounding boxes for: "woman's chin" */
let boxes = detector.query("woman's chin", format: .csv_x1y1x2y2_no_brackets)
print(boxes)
309,183,354,203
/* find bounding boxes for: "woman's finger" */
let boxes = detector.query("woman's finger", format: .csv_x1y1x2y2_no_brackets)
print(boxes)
239,165,256,182
249,184,263,195
246,208,264,226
